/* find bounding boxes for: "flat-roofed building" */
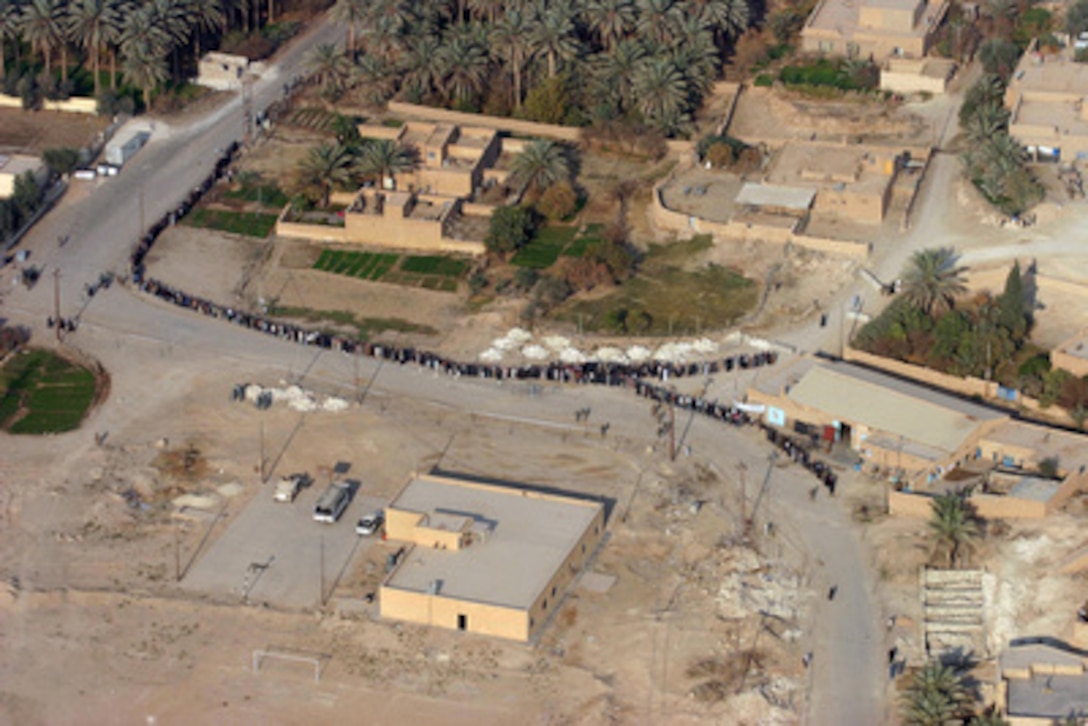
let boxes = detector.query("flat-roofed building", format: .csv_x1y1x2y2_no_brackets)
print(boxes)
999,642,1088,724
0,154,46,199
801,0,949,60
1051,327,1088,377
747,357,1009,474
380,473,606,642
1006,40,1088,161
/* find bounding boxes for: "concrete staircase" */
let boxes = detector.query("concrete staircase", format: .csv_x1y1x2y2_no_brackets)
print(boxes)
921,568,986,659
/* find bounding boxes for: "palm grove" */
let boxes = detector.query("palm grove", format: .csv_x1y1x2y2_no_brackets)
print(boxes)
322,0,757,137
0,0,296,110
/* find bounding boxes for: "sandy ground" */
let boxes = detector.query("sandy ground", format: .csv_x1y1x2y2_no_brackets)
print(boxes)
0,342,814,724
0,108,110,154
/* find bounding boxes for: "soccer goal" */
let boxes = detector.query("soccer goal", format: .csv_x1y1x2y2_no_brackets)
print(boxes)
252,648,328,683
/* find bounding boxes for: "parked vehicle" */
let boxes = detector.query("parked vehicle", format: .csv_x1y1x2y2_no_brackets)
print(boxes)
105,129,150,168
355,511,384,536
273,473,311,503
313,481,353,523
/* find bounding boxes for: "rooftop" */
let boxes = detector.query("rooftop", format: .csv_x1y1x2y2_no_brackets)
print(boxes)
1057,328,1088,361
786,361,1007,455
764,142,897,197
805,0,943,39
384,475,602,610
1002,643,1088,719
1007,476,1062,503
734,182,817,211
1008,45,1088,98
0,154,42,177
981,421,1088,475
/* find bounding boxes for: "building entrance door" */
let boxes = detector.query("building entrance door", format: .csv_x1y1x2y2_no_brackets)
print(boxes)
457,614,467,631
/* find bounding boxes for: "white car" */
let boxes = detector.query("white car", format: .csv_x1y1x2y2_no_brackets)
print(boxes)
355,511,384,536
273,473,310,503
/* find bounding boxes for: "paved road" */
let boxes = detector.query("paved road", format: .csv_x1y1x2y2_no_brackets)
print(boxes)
0,19,885,722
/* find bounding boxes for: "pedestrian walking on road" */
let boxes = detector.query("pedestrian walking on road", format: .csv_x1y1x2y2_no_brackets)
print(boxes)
809,486,818,501
828,585,838,601
888,646,898,665
802,652,813,668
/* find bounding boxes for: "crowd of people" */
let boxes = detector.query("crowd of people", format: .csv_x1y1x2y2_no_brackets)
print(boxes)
124,140,843,487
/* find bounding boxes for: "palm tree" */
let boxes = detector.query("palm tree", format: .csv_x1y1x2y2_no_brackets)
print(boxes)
584,0,635,51
590,38,644,113
635,0,682,47
690,0,749,46
900,660,972,726
436,35,489,105
0,0,18,79
633,56,688,132
305,42,352,95
355,54,396,106
467,0,503,24
399,35,443,101
902,247,967,315
330,0,367,56
530,2,578,79
122,40,167,108
188,0,224,59
928,490,980,569
360,14,406,64
509,140,574,199
357,139,416,189
68,0,122,95
297,142,357,207
490,9,533,107
19,0,64,78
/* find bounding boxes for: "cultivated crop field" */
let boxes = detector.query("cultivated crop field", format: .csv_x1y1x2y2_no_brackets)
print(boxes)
313,250,466,292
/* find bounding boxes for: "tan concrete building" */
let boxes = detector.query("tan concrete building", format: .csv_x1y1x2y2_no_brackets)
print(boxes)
801,0,949,60
763,141,909,223
195,52,251,91
747,357,1009,477
379,473,606,642
1051,328,1088,377
0,154,46,199
276,121,511,255
1006,40,1088,161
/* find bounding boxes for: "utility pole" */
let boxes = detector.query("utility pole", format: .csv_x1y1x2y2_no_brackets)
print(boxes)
259,421,265,482
175,523,182,582
53,268,61,342
737,461,749,541
354,341,361,404
668,395,676,462
139,187,145,238
319,534,325,606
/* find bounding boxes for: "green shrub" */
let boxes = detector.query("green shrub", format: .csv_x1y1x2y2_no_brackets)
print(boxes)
754,73,774,87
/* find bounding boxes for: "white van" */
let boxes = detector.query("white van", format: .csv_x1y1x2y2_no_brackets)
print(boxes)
313,482,352,523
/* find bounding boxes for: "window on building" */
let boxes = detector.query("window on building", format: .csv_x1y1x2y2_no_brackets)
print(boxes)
819,40,834,53
457,614,468,631
551,586,557,597
542,599,548,611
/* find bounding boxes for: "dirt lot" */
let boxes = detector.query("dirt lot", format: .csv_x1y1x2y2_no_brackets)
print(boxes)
0,108,110,154
0,353,813,724
727,87,933,147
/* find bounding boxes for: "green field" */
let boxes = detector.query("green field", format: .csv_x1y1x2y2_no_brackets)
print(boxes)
313,250,466,292
0,349,98,434
514,224,607,268
221,182,289,208
512,226,578,269
183,209,279,238
553,236,758,336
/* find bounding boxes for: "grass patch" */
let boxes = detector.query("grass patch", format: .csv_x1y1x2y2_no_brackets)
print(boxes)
552,236,757,336
183,208,278,238
0,349,98,434
221,183,289,208
267,306,437,340
311,249,462,290
512,225,578,269
399,256,469,277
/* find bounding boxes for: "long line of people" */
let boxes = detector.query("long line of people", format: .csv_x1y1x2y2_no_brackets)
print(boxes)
124,141,840,487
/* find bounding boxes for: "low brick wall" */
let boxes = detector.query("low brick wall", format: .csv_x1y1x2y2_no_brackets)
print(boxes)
385,102,582,142
0,94,98,114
